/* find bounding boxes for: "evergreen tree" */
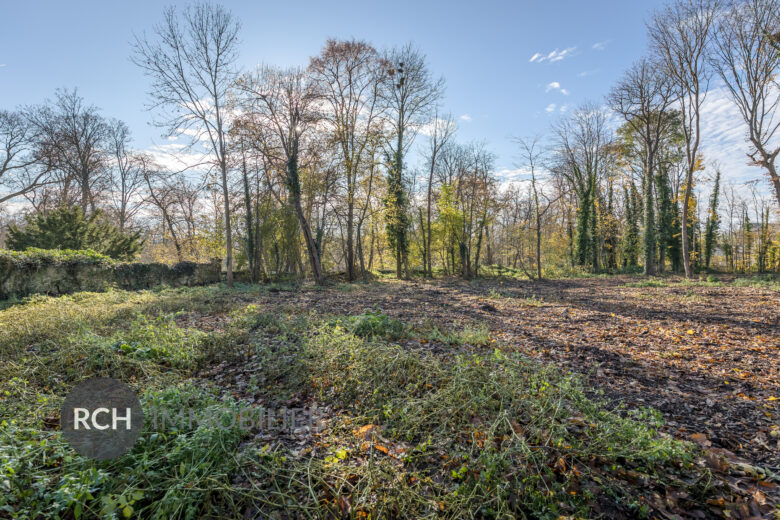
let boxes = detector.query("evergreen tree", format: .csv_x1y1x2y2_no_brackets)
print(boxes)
384,155,410,277
703,169,720,270
758,206,769,273
669,198,683,273
7,206,143,261
642,165,656,275
655,168,675,273
743,209,753,272
622,184,640,267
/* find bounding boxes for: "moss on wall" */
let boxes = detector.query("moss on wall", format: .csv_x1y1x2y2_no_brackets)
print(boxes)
0,249,221,299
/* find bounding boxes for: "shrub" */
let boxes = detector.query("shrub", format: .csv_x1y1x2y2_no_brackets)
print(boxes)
0,248,115,267
6,206,143,261
337,309,406,339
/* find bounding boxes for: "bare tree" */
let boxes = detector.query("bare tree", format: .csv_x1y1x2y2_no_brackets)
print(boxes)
515,136,561,280
142,161,184,261
237,66,326,285
0,110,53,206
381,43,444,278
552,103,611,272
106,120,145,231
649,0,720,277
608,58,676,275
25,89,109,213
711,0,780,208
309,39,385,281
423,112,455,277
132,1,240,285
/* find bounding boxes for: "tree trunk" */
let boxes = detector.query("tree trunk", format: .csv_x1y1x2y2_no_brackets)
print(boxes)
536,212,542,280
426,156,435,278
346,184,355,281
681,176,693,278
643,166,656,275
220,163,234,287
242,155,257,283
293,198,325,285
766,161,780,210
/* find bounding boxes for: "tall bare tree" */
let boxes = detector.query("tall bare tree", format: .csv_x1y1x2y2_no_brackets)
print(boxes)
515,136,561,280
132,1,240,285
649,0,720,277
552,103,611,272
106,119,145,231
0,110,53,206
25,89,109,214
381,43,444,278
423,112,455,277
609,58,676,275
711,0,780,208
237,67,326,285
309,39,385,281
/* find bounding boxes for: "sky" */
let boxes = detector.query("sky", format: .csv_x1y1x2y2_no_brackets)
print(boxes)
0,0,771,196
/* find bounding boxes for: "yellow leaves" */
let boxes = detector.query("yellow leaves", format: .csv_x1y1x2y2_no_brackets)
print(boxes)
768,396,778,401
693,155,706,172
686,329,695,335
325,448,349,464
374,444,389,455
354,424,377,438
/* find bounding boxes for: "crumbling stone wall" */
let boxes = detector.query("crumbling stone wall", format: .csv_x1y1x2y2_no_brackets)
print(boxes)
0,252,222,299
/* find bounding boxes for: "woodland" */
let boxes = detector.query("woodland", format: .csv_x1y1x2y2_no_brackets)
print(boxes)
0,0,779,518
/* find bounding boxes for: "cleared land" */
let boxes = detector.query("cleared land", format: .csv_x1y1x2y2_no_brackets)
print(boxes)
1,276,778,519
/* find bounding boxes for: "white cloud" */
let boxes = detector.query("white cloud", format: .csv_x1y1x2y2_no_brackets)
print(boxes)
0,64,6,68
495,168,531,181
698,85,767,187
559,104,569,113
417,116,458,137
459,114,472,122
529,46,577,64
592,41,609,51
578,69,598,77
545,82,569,95
145,140,211,173
545,103,557,113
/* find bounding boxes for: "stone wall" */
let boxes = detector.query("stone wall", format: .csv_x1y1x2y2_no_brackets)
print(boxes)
0,252,222,300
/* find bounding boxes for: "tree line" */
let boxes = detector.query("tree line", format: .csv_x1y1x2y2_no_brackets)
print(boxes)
1,0,778,282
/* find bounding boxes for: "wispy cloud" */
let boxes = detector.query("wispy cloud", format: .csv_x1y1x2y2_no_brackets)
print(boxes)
459,114,472,122
545,103,557,113
529,46,577,63
417,116,458,137
545,81,569,95
495,168,531,182
698,85,761,186
577,69,598,77
559,104,569,113
145,140,211,173
0,64,6,68
592,41,609,51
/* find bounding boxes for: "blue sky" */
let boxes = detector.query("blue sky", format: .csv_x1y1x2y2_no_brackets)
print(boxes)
0,0,765,192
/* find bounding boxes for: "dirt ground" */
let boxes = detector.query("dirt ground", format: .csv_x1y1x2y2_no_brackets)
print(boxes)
251,276,780,473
